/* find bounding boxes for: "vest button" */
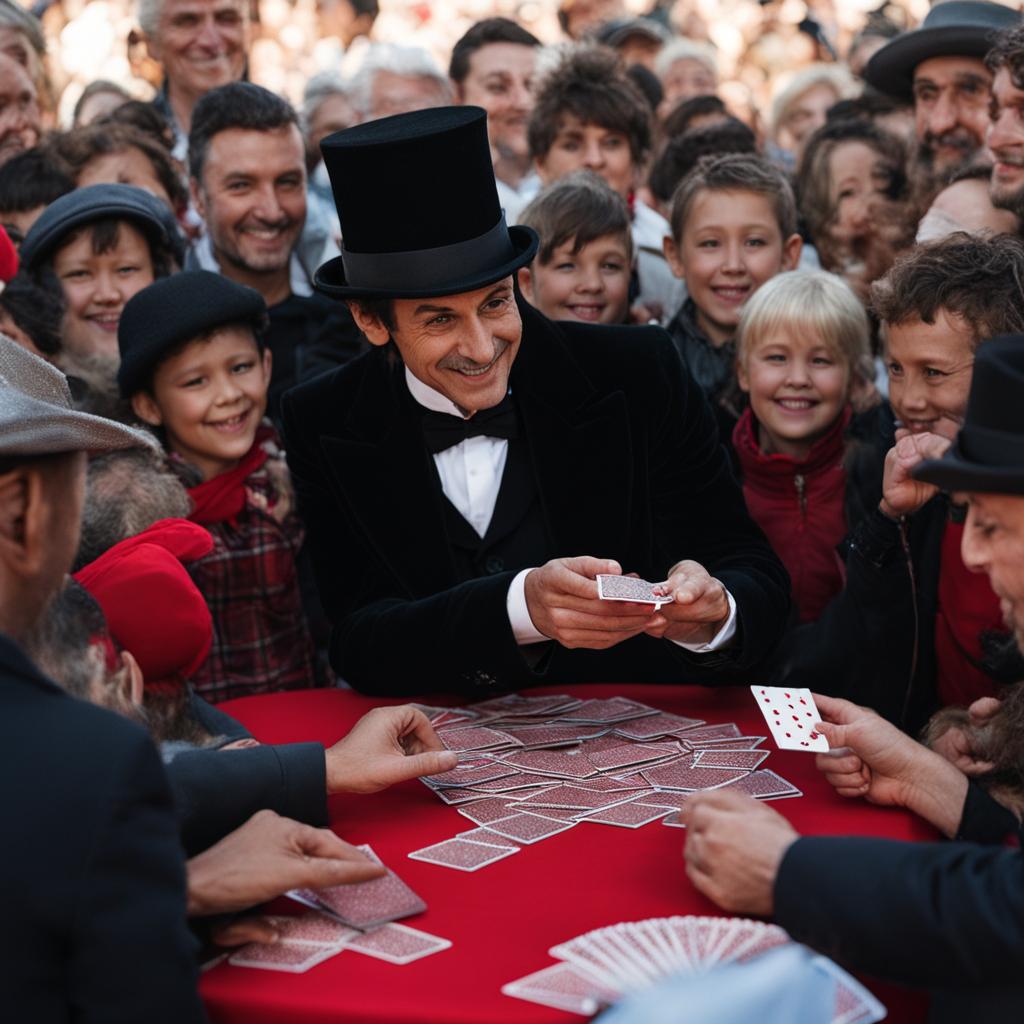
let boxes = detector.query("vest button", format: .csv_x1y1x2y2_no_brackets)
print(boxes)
484,556,504,574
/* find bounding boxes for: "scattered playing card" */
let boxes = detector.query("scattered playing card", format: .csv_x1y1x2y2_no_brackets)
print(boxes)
480,812,577,844
597,574,669,607
456,827,520,848
228,941,339,973
438,726,522,753
725,769,803,800
674,723,742,744
426,758,516,788
612,712,706,740
501,961,619,1016
661,811,686,827
345,923,452,965
408,837,517,872
457,797,520,826
576,800,670,828
691,748,769,771
558,697,659,724
499,748,598,779
514,783,637,812
751,686,829,752
642,761,749,791
586,741,680,772
268,913,358,947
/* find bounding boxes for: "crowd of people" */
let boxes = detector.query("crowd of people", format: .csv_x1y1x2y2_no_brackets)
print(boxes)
3,0,1024,1019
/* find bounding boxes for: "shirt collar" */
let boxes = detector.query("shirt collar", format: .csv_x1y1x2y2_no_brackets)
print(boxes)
192,235,312,299
404,366,468,419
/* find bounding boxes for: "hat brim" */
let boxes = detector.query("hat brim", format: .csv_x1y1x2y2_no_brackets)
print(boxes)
313,225,539,300
914,447,1024,496
864,26,1005,99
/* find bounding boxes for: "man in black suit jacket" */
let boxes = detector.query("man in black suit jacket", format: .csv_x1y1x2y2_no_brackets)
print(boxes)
679,338,1024,1022
283,106,788,697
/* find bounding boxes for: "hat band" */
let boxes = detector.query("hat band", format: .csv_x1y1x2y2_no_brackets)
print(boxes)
340,216,516,292
959,421,1024,466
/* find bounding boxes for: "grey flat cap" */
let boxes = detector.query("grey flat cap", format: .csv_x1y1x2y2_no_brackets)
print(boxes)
0,336,156,458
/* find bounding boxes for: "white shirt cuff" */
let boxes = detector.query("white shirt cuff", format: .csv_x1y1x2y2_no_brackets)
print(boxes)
507,568,549,645
671,589,737,653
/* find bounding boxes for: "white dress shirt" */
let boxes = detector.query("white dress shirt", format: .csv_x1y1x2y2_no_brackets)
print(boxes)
404,368,737,653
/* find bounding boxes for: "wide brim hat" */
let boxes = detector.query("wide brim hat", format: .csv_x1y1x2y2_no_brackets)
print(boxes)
864,1,1021,100
19,182,182,272
315,106,538,299
0,334,156,458
914,334,1024,495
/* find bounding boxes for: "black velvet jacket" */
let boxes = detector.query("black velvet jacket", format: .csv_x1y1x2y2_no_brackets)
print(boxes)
281,300,790,697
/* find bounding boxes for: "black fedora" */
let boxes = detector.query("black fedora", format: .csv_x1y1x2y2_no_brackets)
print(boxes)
315,105,538,299
864,1,1020,100
914,336,1024,495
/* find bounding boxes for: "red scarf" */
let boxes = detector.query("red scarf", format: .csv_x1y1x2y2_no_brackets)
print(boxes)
187,427,271,526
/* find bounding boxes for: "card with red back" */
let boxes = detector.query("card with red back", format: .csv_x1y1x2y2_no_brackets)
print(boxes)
751,686,829,752
267,913,359,947
456,797,520,825
499,723,606,748
407,837,518,872
345,923,452,964
661,811,686,828
479,812,577,844
498,749,598,779
426,758,515,788
514,784,635,811
586,741,680,772
456,826,520,848
596,573,668,608
462,772,562,793
725,769,803,800
576,800,670,828
557,696,658,724
691,748,769,771
642,762,749,791
612,712,706,740
502,961,621,1016
517,805,580,822
437,726,522,753
674,723,742,744
228,942,339,973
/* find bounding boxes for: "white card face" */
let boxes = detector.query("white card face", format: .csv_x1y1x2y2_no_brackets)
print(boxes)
596,574,668,607
750,686,829,752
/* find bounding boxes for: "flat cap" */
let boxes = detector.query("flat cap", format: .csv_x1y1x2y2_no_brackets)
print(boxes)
117,270,267,397
19,183,181,271
0,335,155,458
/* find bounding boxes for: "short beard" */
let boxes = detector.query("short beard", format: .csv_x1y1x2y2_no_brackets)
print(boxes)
913,138,981,195
991,179,1024,219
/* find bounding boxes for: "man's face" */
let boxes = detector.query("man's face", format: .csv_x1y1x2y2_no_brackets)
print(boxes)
0,53,38,167
367,72,450,122
352,277,522,415
148,0,249,101
535,114,637,200
913,55,990,177
195,124,306,279
988,66,1024,217
307,93,356,152
884,310,975,439
961,492,1024,650
458,43,536,163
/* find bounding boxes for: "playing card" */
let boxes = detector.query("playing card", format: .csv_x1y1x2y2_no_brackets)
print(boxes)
289,844,425,931
586,741,680,772
456,826,520,848
597,573,669,607
461,772,562,793
498,748,598,779
674,723,742,744
479,812,576,844
751,685,830,752
691,748,770,771
662,811,686,827
497,723,604,748
345,923,452,964
456,797,520,825
612,712,706,740
228,941,339,973
502,962,621,1016
576,800,670,828
557,697,659,724
438,726,522,753
513,783,638,811
268,913,359,947
407,837,518,871
814,955,887,1024
642,761,749,791
725,769,803,800
635,792,693,811
517,805,581,822
425,758,516,788
429,785,494,806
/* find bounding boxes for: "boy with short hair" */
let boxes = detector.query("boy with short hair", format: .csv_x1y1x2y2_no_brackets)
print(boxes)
117,269,322,702
662,152,803,441
516,171,633,325
527,44,682,321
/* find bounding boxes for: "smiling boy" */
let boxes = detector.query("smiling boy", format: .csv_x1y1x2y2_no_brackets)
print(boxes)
118,270,323,701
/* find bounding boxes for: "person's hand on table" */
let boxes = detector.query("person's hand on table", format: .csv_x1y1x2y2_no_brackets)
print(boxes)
326,705,457,794
210,916,283,948
647,560,731,646
927,696,1001,777
879,431,950,519
681,790,798,916
814,694,968,837
523,557,662,650
186,809,384,917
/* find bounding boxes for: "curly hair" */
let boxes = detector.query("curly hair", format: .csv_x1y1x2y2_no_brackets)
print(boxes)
986,23,1024,88
870,232,1024,344
527,44,653,166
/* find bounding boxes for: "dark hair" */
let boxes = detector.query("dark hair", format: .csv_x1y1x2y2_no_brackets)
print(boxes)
649,119,756,206
449,17,540,83
669,152,798,242
0,273,62,355
986,22,1024,88
518,170,632,264
870,233,1024,345
0,147,73,218
29,580,108,700
99,100,176,152
625,63,662,114
826,90,909,125
53,123,189,214
948,162,996,186
795,118,908,254
348,0,379,18
349,296,394,332
188,82,299,181
528,45,653,165
661,94,728,140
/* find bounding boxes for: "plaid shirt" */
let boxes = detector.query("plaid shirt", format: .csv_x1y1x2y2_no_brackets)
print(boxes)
184,434,322,703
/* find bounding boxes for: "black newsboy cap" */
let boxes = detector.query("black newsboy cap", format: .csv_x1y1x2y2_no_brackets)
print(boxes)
117,270,267,397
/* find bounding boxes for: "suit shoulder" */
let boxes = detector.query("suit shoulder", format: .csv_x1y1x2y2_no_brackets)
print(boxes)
281,346,383,434
552,320,683,390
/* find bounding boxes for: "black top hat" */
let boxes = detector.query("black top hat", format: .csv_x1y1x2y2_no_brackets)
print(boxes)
315,106,538,299
914,336,1024,495
864,1,1021,100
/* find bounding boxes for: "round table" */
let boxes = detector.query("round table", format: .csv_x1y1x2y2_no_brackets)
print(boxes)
199,684,935,1023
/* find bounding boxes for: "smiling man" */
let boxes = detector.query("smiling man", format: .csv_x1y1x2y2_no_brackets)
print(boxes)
281,106,789,697
864,1,1020,193
986,24,1024,219
187,82,361,420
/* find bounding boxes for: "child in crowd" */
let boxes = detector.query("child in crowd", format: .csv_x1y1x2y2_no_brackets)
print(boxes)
516,172,633,325
117,269,322,702
732,270,876,623
662,152,803,443
527,44,682,322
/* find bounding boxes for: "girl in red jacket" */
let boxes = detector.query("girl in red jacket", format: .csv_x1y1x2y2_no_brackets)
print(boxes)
733,269,876,623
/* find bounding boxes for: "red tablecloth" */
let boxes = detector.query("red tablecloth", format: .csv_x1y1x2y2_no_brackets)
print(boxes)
200,684,935,1024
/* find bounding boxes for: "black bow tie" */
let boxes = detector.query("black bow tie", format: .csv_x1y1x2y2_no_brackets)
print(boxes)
421,394,519,453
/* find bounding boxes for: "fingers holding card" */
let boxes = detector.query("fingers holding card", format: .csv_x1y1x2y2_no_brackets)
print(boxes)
751,686,830,752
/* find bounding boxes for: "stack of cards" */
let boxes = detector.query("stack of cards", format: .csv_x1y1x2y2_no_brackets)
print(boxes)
503,917,885,1023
